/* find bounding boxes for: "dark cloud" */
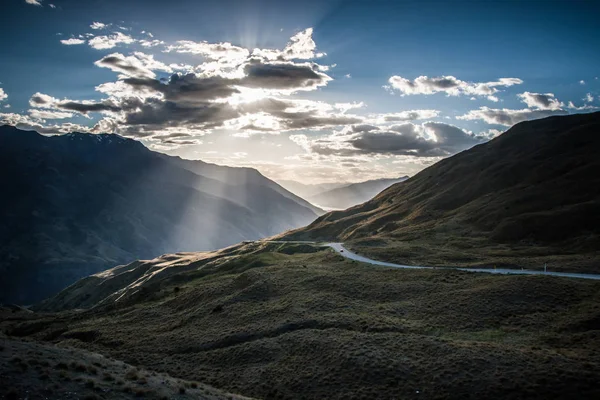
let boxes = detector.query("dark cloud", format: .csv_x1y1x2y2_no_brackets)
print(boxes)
123,74,240,102
517,92,563,110
240,61,330,91
59,101,122,114
308,122,485,158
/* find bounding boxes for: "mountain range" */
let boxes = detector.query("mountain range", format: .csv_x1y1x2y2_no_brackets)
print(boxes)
277,180,347,199
305,176,409,210
0,126,322,304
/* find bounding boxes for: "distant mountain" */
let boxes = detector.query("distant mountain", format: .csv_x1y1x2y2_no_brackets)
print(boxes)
307,176,409,210
0,126,322,304
281,112,600,270
277,180,347,199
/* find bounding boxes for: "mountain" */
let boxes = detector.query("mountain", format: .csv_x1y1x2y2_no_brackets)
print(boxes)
0,126,322,304
281,112,600,271
277,180,347,199
306,176,409,210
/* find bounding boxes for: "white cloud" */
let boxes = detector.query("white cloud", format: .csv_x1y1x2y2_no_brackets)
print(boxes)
386,75,522,100
49,3,55,8
580,80,586,85
90,22,108,30
517,92,564,110
88,32,135,50
139,39,164,48
28,109,74,120
567,101,598,111
93,52,180,79
60,38,86,45
584,93,594,103
25,0,42,6
0,88,7,101
370,109,440,123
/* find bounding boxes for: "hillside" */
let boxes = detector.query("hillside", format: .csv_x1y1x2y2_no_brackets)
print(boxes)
281,112,600,271
307,176,409,210
4,241,600,399
0,126,321,304
0,330,250,400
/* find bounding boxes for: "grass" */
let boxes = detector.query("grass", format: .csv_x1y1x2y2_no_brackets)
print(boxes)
346,236,600,273
3,242,600,399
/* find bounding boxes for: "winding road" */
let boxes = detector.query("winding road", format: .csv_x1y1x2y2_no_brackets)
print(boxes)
324,242,600,281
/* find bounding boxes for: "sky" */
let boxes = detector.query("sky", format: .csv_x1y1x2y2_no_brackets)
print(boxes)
1,0,599,184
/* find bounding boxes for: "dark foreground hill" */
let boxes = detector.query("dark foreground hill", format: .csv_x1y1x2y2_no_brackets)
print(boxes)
3,242,600,399
0,126,321,304
281,112,600,272
307,176,409,210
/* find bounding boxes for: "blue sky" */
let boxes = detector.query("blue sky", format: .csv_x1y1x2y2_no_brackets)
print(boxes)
1,0,599,183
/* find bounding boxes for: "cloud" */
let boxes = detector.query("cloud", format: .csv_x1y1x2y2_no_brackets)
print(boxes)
292,122,485,159
28,109,74,120
1,112,88,134
580,80,586,85
239,60,331,92
90,22,108,30
457,106,567,126
94,52,173,79
122,73,240,102
48,3,55,8
371,109,440,123
60,38,86,45
584,93,594,103
29,92,122,115
567,101,598,111
386,75,522,99
351,122,485,157
166,40,250,60
5,27,350,144
88,32,135,50
25,0,42,6
0,88,7,101
517,92,563,110
140,39,164,48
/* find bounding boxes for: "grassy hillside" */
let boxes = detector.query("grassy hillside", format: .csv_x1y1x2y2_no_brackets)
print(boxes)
280,112,600,272
0,328,250,399
3,242,600,399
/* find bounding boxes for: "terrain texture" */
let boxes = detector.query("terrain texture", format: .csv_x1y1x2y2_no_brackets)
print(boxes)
2,242,600,400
